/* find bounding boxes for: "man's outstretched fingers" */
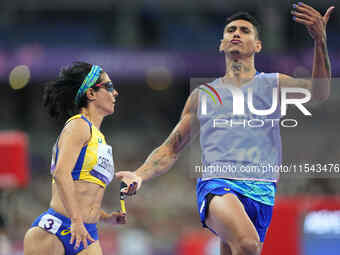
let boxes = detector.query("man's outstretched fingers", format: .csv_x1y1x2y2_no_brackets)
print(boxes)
323,6,335,24
293,17,313,26
298,2,319,15
294,4,316,16
292,11,313,22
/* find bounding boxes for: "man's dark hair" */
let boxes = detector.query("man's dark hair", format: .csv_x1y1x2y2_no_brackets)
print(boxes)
226,12,261,39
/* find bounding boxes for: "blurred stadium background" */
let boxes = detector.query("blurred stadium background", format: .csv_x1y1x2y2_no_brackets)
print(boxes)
0,0,340,254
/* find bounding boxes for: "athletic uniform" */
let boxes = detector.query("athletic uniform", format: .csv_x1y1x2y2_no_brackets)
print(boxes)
31,114,115,254
196,73,280,242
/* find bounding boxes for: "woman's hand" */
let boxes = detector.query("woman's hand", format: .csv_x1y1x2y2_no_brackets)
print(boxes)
100,210,127,225
70,219,95,249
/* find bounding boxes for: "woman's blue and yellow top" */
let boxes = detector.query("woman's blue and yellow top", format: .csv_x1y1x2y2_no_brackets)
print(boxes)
50,114,115,188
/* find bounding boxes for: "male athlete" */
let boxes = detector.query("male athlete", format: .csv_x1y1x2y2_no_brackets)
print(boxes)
120,3,334,255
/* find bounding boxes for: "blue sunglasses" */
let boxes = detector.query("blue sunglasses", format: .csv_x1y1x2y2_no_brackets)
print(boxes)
94,81,114,92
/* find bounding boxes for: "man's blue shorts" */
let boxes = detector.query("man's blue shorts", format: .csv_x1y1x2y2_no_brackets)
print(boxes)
196,179,273,242
31,208,98,255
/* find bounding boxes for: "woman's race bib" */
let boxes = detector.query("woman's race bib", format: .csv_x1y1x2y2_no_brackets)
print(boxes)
38,214,62,234
90,144,115,184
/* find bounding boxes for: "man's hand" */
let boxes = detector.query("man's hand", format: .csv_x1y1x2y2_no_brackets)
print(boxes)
292,3,334,42
115,171,143,196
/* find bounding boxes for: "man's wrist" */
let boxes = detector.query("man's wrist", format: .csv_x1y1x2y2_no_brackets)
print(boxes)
315,33,327,45
134,170,144,182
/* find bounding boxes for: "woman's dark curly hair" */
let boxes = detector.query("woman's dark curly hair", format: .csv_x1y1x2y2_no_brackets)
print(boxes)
43,62,103,120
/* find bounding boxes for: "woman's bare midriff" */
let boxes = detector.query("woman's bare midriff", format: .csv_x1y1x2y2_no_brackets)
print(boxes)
50,181,104,223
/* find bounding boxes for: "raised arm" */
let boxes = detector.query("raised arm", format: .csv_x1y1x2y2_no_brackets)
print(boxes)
134,89,199,183
279,3,334,101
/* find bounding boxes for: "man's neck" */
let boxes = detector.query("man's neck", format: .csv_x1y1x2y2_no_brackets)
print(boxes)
223,55,257,86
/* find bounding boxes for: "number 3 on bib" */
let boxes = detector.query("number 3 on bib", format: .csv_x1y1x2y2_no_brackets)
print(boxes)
38,214,62,234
